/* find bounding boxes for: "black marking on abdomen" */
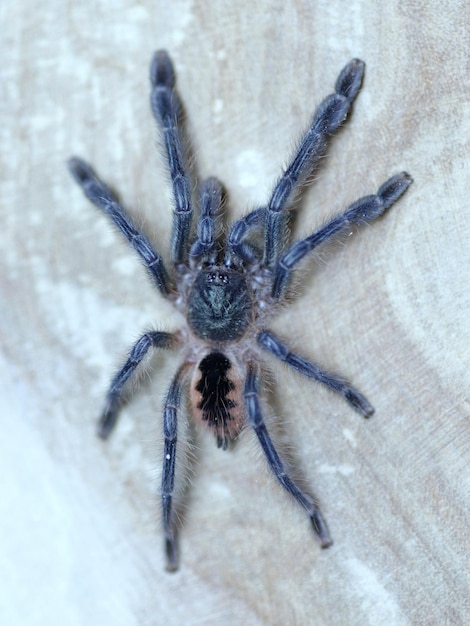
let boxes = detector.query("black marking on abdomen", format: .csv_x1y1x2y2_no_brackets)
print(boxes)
196,352,237,449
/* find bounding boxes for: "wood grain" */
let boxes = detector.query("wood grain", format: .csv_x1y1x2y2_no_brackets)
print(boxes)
1,1,468,624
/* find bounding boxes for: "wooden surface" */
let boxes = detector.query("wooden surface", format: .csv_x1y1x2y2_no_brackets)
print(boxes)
1,1,469,624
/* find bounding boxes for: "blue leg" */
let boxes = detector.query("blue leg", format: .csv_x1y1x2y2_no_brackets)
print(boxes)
258,330,374,416
161,367,185,571
244,361,332,547
98,331,176,438
150,51,193,265
68,158,171,296
263,59,365,268
271,172,412,298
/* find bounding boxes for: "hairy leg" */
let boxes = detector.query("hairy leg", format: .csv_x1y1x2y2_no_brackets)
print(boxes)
150,51,193,266
161,366,185,571
98,331,176,438
257,330,374,416
244,361,332,547
68,158,171,296
271,172,412,298
263,59,365,267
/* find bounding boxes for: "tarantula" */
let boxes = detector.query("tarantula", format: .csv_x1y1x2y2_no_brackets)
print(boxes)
69,50,412,571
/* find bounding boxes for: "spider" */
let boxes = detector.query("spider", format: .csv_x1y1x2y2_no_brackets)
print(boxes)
68,50,412,572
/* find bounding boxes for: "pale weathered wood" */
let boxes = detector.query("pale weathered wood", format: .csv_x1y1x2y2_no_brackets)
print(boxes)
1,1,469,624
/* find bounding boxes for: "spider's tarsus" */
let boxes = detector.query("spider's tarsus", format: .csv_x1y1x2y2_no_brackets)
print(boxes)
379,172,413,210
68,156,94,185
150,50,176,88
67,156,119,205
310,512,333,548
165,537,179,573
336,58,365,101
353,171,413,222
344,389,375,418
97,413,115,439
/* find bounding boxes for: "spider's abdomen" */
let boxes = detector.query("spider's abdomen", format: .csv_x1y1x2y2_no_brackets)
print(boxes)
187,267,252,341
190,351,244,449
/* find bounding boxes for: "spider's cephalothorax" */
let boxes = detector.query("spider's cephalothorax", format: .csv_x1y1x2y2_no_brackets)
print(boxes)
187,266,253,341
69,50,412,572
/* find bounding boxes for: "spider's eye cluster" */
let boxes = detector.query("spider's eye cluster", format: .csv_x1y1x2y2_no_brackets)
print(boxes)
187,267,252,341
207,272,229,285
